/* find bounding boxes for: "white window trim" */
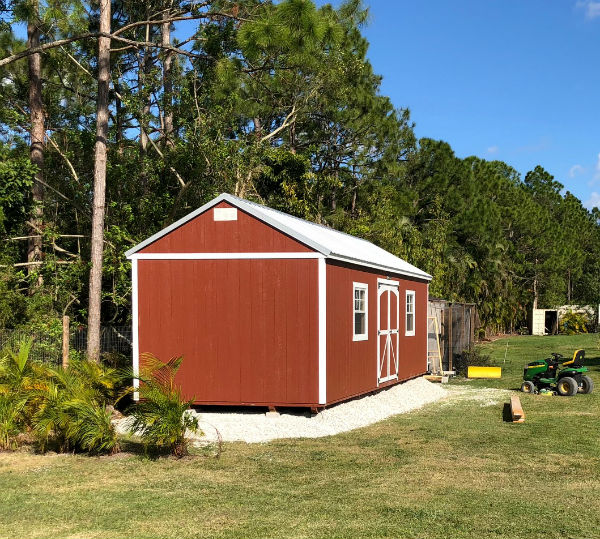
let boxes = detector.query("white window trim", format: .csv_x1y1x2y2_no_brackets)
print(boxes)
405,290,416,337
353,282,369,342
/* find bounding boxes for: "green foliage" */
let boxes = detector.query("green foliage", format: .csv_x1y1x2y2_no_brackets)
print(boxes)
1,0,600,337
33,359,122,454
0,338,48,419
62,397,118,455
559,310,589,335
455,345,495,376
0,148,36,235
0,338,121,454
128,354,200,457
0,393,27,450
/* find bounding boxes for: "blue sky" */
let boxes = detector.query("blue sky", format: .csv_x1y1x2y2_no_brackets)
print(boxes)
347,0,600,209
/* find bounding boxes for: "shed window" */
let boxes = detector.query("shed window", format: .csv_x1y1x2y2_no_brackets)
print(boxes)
353,283,368,341
406,290,415,336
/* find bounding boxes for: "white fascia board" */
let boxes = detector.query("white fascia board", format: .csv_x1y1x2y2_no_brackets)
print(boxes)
327,254,433,282
129,252,325,260
124,193,330,258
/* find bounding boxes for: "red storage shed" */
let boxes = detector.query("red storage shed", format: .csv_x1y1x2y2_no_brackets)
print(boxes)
126,194,432,408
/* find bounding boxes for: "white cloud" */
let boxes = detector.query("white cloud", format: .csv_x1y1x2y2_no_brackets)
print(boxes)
486,145,499,154
576,1,600,20
569,164,585,178
584,191,600,209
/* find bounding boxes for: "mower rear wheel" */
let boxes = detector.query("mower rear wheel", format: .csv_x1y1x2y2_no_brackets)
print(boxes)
557,376,578,396
580,375,594,394
521,381,535,394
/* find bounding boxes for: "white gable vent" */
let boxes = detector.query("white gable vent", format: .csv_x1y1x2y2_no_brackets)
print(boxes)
213,207,237,221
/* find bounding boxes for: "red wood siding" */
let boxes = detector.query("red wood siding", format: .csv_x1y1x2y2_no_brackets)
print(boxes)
326,260,428,405
141,202,312,253
138,258,319,406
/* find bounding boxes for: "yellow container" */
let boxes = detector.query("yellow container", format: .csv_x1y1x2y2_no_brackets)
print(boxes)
467,366,502,378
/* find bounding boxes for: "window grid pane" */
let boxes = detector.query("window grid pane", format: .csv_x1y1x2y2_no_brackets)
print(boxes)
353,284,368,339
406,291,415,335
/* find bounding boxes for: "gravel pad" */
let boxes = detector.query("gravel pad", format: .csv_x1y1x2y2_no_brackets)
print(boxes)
186,377,447,444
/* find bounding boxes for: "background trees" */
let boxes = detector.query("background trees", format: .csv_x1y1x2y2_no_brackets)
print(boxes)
0,0,599,338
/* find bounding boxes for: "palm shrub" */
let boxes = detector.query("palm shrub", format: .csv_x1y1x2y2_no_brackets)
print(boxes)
0,340,122,454
33,360,122,454
0,338,48,419
0,394,27,450
0,338,49,448
128,354,200,457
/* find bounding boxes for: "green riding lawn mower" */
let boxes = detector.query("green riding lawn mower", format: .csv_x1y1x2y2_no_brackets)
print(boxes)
521,349,594,396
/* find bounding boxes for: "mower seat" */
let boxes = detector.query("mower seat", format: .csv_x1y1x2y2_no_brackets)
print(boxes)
562,349,585,368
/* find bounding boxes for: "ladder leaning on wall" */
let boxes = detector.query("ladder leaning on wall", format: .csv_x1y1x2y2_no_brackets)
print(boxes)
427,316,443,375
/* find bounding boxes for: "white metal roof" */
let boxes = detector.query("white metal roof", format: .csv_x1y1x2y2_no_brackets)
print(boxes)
125,193,432,281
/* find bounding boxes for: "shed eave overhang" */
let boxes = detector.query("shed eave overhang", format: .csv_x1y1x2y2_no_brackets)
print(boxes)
326,254,433,282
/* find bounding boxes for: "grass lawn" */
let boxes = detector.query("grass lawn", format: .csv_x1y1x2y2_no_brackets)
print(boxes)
1,334,599,539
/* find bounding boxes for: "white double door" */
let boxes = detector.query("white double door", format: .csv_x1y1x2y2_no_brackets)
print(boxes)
377,279,399,384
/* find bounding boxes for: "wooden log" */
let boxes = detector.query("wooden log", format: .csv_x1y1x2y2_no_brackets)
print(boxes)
510,394,525,423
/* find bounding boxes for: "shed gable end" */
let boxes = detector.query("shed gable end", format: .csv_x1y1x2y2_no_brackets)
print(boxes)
140,202,314,254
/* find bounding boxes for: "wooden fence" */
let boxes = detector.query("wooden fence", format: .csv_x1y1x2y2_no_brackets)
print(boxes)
427,299,479,373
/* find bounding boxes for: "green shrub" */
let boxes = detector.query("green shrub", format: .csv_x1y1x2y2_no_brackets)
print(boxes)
559,310,589,335
63,398,119,455
33,362,121,454
455,345,495,376
0,394,27,450
0,338,49,429
128,354,200,457
0,339,122,455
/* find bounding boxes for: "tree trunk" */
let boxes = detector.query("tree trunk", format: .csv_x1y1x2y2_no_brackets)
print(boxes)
162,8,174,147
27,8,44,289
87,0,111,363
532,266,538,310
289,121,296,154
115,81,123,154
253,117,262,139
331,167,338,211
139,23,152,153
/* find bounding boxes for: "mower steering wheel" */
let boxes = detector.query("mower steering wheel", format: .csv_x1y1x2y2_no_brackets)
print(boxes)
551,353,563,360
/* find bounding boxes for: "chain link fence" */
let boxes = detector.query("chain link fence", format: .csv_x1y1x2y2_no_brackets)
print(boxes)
0,326,132,366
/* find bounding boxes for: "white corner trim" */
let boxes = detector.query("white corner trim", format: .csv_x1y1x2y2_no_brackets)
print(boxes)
352,282,368,342
128,252,324,260
318,258,327,405
405,289,416,337
131,258,140,400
